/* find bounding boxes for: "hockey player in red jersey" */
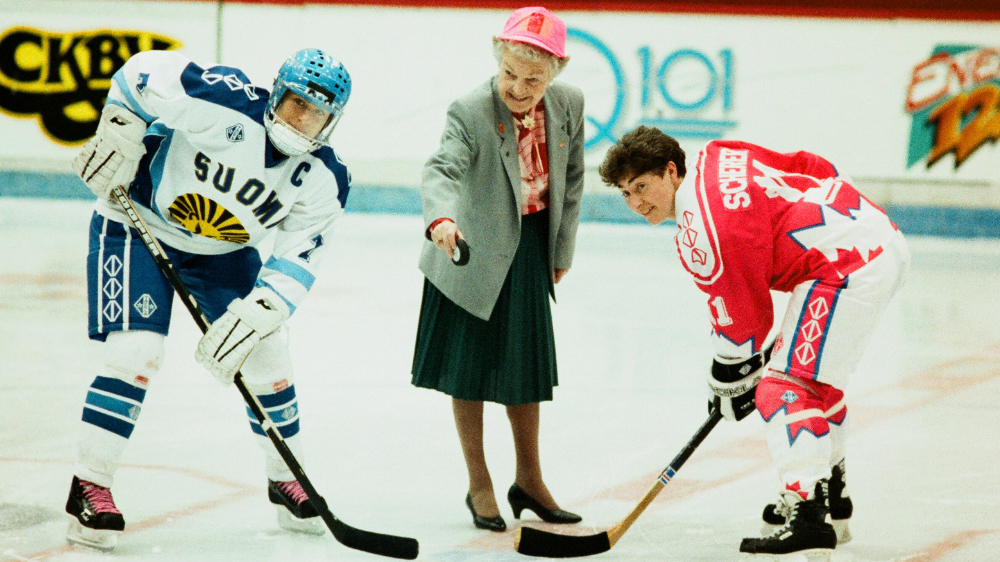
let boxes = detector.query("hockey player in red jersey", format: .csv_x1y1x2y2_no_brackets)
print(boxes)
599,126,910,560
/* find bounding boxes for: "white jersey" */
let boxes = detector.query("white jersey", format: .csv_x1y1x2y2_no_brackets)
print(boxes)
95,50,350,314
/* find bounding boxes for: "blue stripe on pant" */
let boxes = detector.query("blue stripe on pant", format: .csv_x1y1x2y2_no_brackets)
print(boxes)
85,391,140,420
82,408,136,439
81,376,146,438
250,419,301,439
247,385,300,439
91,375,147,402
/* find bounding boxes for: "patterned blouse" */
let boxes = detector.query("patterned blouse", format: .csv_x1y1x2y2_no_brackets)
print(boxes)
512,100,549,215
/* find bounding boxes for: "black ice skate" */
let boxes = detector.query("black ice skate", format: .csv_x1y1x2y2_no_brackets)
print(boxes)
762,460,853,544
65,475,125,551
740,480,837,561
268,479,324,535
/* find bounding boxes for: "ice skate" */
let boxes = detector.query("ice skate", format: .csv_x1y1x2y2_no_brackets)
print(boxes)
65,476,125,551
761,461,852,544
268,479,325,535
741,481,836,561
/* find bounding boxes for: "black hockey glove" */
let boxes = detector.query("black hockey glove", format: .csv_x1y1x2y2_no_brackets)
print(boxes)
708,342,774,422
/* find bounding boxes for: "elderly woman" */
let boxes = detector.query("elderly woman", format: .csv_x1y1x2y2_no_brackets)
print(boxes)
411,7,585,532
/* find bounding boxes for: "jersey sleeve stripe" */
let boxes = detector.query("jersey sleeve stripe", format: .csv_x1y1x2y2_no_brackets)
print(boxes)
262,256,315,290
145,124,180,229
314,147,351,208
179,62,268,124
112,71,156,123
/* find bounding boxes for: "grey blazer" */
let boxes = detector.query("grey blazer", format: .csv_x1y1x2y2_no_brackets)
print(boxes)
419,76,585,321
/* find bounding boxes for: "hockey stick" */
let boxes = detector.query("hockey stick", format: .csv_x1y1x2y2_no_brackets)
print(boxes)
515,410,723,558
110,186,419,560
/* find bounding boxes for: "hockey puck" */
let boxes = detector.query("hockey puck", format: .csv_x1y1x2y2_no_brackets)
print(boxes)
452,239,470,266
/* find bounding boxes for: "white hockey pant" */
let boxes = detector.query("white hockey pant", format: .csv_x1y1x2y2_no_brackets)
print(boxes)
758,231,909,497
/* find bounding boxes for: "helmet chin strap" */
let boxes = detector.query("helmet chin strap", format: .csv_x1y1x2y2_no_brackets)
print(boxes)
268,115,317,156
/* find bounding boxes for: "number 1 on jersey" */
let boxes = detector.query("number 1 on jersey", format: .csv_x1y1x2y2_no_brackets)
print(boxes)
710,295,733,326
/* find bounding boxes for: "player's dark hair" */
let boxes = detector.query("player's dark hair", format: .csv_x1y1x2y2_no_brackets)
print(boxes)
598,126,686,187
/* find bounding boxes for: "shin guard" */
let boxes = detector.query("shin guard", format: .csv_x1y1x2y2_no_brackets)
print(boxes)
240,328,303,481
76,330,164,487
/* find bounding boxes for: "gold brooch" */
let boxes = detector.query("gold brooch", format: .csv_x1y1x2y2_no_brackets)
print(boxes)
520,114,535,129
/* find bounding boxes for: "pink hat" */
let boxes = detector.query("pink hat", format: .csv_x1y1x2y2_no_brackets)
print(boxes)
497,6,566,58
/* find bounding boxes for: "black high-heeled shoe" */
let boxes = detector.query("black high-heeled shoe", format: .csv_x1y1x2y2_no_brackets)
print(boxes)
465,493,507,532
507,484,582,524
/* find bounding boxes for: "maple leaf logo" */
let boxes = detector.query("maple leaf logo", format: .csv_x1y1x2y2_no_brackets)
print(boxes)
785,481,810,500
787,197,894,266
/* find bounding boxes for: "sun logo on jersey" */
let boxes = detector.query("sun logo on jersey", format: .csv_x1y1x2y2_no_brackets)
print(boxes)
168,194,250,244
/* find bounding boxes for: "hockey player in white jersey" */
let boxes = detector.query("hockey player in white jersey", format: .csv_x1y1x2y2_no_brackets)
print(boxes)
65,47,352,550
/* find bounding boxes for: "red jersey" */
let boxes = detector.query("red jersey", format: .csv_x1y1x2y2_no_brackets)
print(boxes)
674,140,899,360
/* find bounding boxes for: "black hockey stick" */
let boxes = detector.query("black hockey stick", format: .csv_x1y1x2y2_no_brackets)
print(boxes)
110,186,419,560
515,410,723,558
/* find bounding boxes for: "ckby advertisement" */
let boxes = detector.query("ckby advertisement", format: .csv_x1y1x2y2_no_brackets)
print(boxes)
0,0,215,168
0,26,180,145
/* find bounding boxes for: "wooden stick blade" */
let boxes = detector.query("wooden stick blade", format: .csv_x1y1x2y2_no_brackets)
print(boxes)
515,527,611,558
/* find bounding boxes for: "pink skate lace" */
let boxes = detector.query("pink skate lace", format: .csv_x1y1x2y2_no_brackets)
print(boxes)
276,481,309,506
81,480,122,514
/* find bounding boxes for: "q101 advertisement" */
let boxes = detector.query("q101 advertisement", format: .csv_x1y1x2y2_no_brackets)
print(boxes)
554,14,998,183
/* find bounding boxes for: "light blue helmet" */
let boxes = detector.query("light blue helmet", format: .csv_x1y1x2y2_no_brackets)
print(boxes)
265,48,351,156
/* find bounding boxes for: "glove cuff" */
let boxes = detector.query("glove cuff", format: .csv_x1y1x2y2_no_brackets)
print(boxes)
712,352,765,382
98,105,148,159
709,371,762,398
709,352,766,398
247,286,290,318
227,286,289,335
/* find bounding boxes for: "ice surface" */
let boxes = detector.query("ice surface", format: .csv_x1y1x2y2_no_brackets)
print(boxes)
2,199,999,561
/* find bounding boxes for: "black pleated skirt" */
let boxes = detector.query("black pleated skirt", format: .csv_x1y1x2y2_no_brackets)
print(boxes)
410,210,557,405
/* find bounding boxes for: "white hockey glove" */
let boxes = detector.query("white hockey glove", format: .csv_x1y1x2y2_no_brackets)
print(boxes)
72,105,147,200
195,287,289,385
708,342,774,422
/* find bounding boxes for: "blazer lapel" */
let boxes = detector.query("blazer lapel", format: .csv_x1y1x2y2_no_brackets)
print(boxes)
492,78,523,210
543,86,569,201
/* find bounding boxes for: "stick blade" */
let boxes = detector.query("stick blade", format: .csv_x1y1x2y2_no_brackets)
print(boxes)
515,527,611,558
321,511,419,559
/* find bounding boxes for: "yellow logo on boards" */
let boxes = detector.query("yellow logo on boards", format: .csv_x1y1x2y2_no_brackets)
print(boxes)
905,45,1000,169
0,26,180,145
168,194,250,244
